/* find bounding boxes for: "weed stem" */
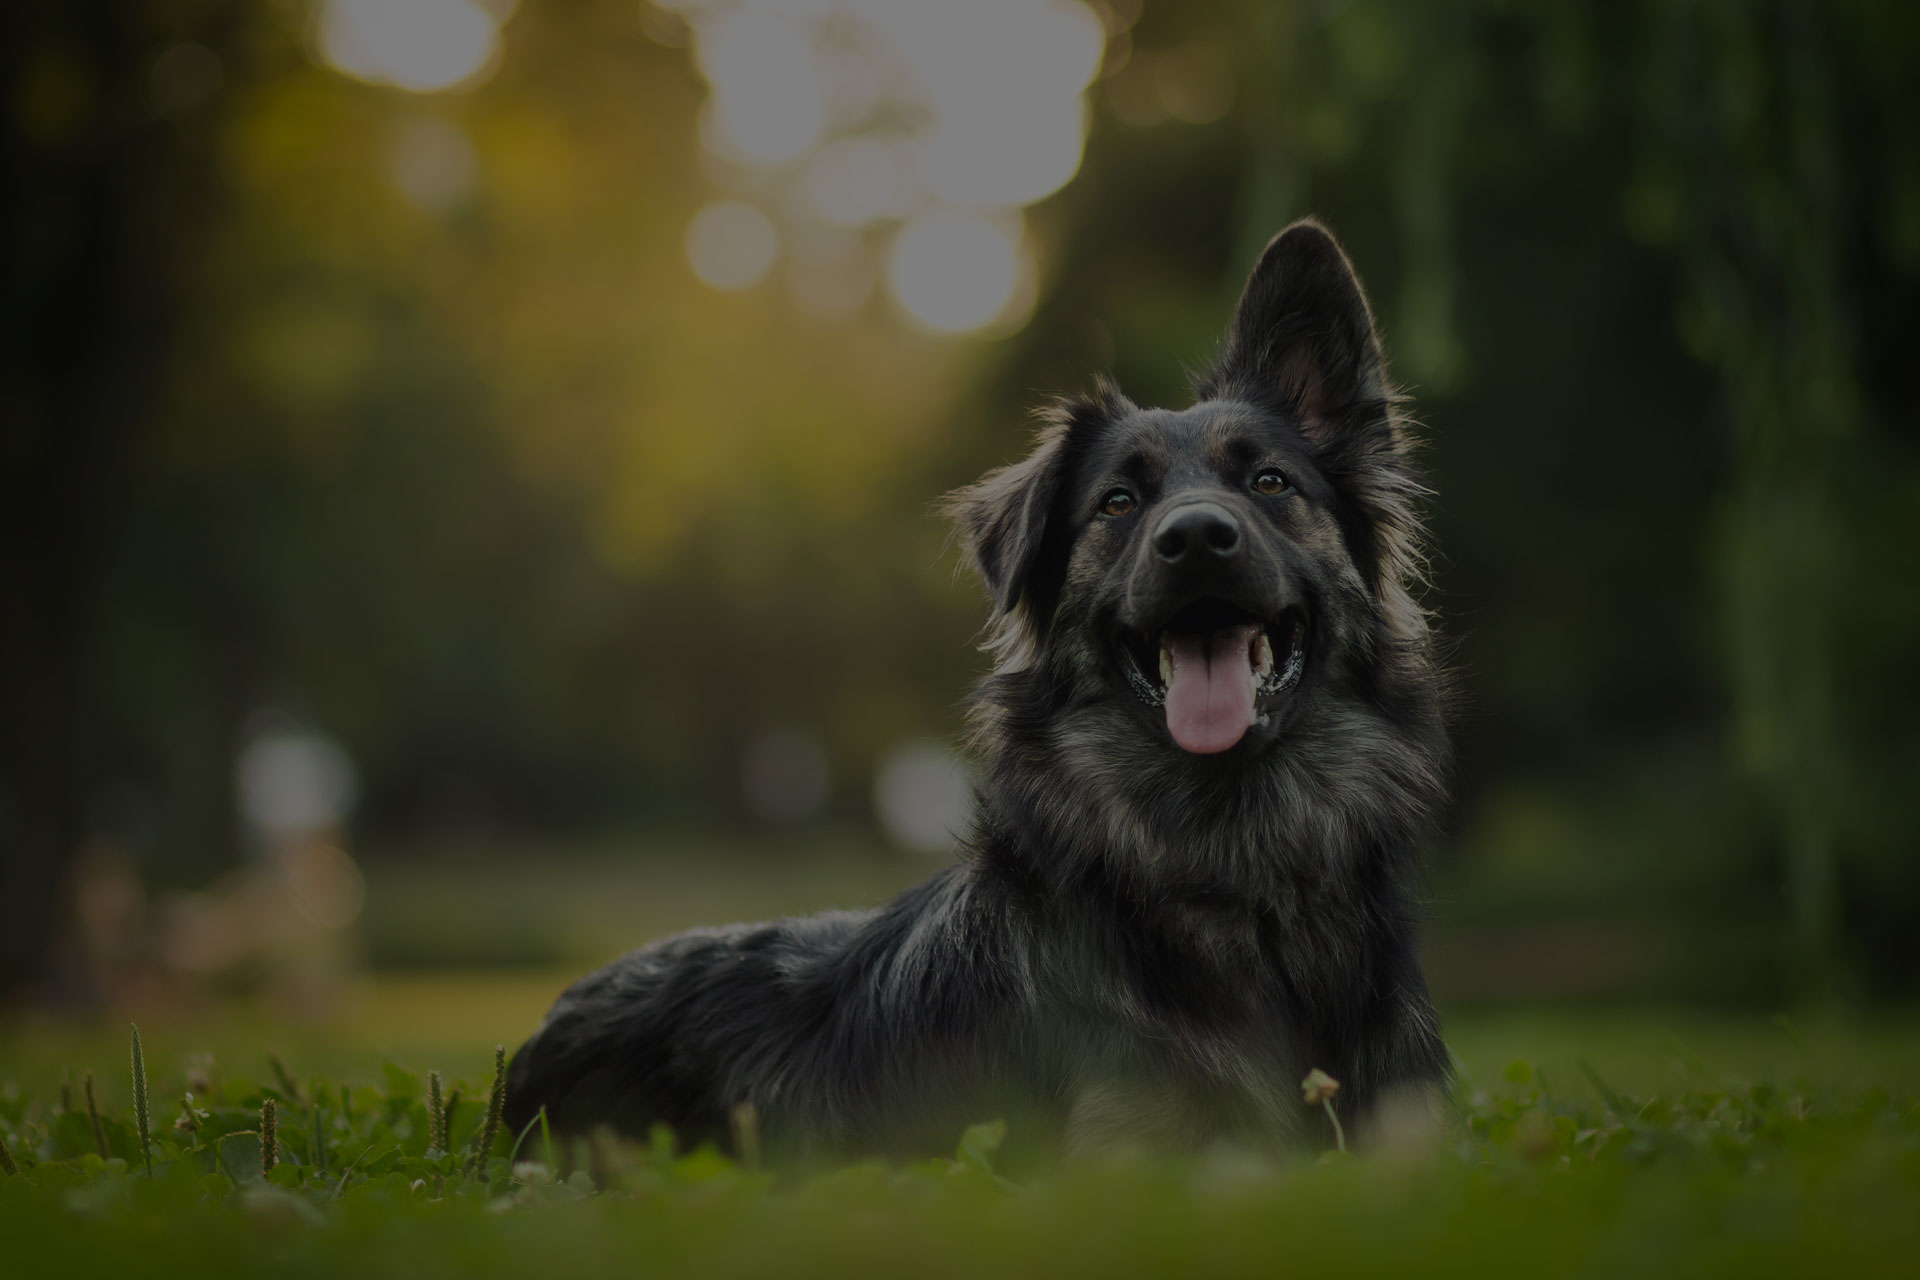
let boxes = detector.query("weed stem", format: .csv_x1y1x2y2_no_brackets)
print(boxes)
262,1098,278,1176
469,1046,506,1179
1323,1099,1347,1153
130,1024,153,1177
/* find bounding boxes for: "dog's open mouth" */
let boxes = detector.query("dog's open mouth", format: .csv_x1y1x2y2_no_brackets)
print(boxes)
1121,601,1307,754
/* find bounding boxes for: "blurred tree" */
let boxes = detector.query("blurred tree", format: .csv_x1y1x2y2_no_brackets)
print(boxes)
980,0,1918,997
1638,1,1857,993
0,1,251,996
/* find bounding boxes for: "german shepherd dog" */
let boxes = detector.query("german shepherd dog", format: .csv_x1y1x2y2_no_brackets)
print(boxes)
505,221,1451,1161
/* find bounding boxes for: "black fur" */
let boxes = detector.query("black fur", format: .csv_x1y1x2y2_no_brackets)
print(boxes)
505,221,1452,1161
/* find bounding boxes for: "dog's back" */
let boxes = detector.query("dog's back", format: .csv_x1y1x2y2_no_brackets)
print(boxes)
507,868,1049,1157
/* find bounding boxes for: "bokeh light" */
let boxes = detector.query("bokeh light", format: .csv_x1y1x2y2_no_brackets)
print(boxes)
319,0,507,94
915,95,1091,208
663,0,1113,334
685,200,780,290
873,739,974,854
236,721,359,842
887,210,1029,334
802,137,915,228
695,8,829,165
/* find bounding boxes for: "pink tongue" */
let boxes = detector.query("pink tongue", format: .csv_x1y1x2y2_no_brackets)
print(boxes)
1164,624,1260,754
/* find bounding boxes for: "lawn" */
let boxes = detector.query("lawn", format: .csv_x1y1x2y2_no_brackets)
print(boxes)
3,982,1917,1278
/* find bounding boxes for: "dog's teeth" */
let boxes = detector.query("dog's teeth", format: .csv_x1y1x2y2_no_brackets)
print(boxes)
1254,632,1274,679
1158,636,1173,687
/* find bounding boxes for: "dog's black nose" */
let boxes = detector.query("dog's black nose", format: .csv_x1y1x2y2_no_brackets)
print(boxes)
1153,502,1241,565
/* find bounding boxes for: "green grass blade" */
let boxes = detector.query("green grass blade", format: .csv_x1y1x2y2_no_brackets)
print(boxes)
130,1023,153,1178
268,1053,304,1108
129,1028,153,1174
84,1070,108,1160
506,1108,545,1167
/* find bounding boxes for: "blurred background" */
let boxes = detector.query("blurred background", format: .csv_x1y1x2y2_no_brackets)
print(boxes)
3,0,1917,1066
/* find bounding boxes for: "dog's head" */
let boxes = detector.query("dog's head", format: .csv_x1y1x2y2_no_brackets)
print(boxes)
950,221,1430,761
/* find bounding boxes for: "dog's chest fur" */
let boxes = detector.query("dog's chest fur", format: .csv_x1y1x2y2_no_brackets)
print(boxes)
976,835,1431,1158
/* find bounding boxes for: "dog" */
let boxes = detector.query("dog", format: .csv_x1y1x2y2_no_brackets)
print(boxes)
504,220,1452,1163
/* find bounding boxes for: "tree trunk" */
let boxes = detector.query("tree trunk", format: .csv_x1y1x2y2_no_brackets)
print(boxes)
0,2,235,999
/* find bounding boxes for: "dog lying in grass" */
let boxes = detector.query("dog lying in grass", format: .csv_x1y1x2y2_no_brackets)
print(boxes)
506,221,1452,1162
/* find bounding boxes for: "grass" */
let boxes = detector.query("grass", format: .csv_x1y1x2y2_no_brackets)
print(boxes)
2,994,1918,1278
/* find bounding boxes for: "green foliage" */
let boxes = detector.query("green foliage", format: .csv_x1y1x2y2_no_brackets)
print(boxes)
954,1119,1007,1176
0,1045,1914,1276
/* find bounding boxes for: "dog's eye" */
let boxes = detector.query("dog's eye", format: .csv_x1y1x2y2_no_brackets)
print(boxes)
1252,469,1290,495
1101,489,1137,517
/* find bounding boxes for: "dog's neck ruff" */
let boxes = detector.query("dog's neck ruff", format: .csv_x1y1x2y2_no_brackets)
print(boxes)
963,607,1452,913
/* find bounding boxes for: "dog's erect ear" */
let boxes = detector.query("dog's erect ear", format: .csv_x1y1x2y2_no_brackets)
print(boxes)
1207,223,1430,632
1203,220,1387,442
